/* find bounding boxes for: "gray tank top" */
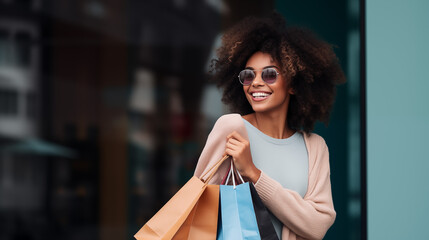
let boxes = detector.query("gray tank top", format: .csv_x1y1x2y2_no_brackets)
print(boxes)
242,118,309,238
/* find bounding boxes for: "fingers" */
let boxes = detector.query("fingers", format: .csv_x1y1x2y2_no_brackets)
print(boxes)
225,138,241,154
227,138,242,147
226,131,246,142
226,131,247,148
225,139,246,157
225,148,234,156
225,131,250,163
225,146,238,158
225,142,240,153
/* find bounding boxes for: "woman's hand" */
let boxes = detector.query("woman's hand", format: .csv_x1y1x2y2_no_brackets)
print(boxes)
225,131,261,183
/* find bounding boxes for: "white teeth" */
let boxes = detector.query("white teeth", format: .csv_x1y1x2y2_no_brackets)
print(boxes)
252,92,270,98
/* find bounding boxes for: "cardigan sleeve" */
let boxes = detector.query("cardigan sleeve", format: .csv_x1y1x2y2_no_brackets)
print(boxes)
194,114,249,184
254,134,336,240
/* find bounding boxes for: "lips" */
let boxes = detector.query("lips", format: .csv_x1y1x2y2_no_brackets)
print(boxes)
250,91,271,101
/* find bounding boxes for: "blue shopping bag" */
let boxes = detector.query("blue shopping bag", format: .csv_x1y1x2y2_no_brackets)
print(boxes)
217,162,261,240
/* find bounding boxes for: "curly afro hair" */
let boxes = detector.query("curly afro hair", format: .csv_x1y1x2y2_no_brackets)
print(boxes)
210,12,346,133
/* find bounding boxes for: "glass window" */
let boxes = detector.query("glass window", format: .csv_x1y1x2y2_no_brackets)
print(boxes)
0,88,18,116
0,29,11,65
15,32,32,68
26,92,37,119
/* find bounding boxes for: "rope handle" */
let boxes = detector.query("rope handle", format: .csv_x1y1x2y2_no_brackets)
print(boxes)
224,160,245,189
200,155,230,183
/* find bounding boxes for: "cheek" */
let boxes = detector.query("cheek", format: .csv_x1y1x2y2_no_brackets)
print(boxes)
243,86,249,95
278,78,289,93
243,86,252,102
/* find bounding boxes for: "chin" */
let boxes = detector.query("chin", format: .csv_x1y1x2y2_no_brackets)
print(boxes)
251,102,287,114
251,106,270,113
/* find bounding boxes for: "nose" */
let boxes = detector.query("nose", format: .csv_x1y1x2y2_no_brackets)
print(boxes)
252,73,265,87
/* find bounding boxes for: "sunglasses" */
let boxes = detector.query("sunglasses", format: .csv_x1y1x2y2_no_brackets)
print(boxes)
238,67,280,86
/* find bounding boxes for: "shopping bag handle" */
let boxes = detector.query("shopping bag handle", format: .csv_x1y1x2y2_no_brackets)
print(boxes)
221,160,245,185
200,155,230,183
224,161,245,189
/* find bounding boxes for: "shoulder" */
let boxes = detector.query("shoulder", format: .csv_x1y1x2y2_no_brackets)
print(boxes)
304,132,326,145
213,113,244,129
303,132,331,174
215,113,243,123
211,113,248,139
303,132,329,154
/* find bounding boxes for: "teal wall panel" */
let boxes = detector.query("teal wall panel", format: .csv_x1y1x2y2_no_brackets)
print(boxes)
367,0,429,239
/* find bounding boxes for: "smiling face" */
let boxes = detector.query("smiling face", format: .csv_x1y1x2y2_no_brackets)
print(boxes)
243,51,293,115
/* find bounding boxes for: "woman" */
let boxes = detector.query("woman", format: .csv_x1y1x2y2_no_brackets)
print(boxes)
194,13,345,240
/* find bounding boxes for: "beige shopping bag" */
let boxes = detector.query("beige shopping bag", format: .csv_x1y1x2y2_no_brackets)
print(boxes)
134,155,229,240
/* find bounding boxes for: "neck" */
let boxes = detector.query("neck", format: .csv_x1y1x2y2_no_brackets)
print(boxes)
252,110,293,139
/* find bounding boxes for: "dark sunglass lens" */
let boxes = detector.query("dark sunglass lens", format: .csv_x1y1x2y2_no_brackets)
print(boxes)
262,68,278,84
239,70,255,85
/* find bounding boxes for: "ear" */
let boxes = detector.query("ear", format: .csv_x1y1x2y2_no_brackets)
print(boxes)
288,88,295,95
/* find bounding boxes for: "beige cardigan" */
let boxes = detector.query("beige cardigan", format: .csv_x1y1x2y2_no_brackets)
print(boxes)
194,114,336,240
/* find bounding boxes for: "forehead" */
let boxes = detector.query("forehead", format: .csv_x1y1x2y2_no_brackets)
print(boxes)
245,52,277,68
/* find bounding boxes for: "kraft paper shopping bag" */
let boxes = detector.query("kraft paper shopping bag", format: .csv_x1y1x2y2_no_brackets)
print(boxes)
135,155,229,240
172,184,219,240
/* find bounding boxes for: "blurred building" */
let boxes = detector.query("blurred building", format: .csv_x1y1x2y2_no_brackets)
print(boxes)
0,1,46,239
